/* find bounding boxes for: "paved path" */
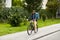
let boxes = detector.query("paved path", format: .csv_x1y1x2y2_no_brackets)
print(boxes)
37,31,60,40
0,23,60,40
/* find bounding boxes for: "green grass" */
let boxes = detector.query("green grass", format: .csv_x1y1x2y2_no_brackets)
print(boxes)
38,19,60,28
0,19,60,36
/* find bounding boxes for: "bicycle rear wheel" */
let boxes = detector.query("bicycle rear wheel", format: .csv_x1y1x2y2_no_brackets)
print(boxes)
27,25,32,35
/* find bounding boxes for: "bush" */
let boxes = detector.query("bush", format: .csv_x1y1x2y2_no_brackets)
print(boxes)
0,7,29,26
42,14,46,22
9,14,23,27
23,16,28,25
0,8,10,23
8,7,24,26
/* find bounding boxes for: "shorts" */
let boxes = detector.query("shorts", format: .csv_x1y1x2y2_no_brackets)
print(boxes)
32,19,37,21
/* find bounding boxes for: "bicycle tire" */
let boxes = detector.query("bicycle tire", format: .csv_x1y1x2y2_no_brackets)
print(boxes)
27,25,32,35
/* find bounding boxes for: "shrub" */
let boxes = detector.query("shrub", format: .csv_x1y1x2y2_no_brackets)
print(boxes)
9,14,23,27
0,8,10,23
8,7,24,26
42,14,46,22
0,7,29,26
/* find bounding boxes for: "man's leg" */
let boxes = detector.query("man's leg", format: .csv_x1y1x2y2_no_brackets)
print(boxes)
34,20,37,32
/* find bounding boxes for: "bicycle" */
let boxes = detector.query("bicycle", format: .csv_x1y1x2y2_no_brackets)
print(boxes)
27,21,38,35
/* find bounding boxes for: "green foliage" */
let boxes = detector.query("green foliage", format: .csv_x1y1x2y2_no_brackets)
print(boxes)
12,0,24,7
0,8,10,23
40,9,47,15
0,7,29,26
9,14,22,27
23,16,28,25
8,7,25,26
0,0,2,10
46,0,59,18
42,14,46,22
24,0,42,12
8,7,29,26
0,0,2,3
40,9,47,18
40,9,47,21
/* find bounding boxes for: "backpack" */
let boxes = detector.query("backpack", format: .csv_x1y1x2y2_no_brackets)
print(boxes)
35,12,39,19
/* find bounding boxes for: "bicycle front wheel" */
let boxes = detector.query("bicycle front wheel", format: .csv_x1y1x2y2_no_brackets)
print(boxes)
27,25,32,35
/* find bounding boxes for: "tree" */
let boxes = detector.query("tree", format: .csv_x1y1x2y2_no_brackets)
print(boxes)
0,0,2,9
0,0,5,10
0,0,2,3
46,0,60,18
24,0,42,12
12,0,24,7
40,9,47,21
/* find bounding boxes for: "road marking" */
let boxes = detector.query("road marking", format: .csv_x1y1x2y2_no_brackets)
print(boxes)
33,30,60,40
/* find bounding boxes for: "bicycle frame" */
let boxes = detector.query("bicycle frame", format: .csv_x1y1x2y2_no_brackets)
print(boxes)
27,20,38,35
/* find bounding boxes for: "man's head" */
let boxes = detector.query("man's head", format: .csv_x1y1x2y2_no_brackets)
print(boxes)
32,10,35,14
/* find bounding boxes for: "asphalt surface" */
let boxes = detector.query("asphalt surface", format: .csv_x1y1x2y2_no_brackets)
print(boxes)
37,30,60,40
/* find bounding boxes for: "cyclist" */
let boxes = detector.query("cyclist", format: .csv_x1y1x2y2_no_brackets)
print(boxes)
30,10,39,32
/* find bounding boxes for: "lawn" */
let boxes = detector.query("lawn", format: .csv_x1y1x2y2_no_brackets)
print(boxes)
0,19,60,36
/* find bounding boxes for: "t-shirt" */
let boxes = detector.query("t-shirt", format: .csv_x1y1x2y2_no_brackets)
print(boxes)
31,12,39,20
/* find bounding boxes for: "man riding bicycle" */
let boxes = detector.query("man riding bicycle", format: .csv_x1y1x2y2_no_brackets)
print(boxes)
30,10,39,32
